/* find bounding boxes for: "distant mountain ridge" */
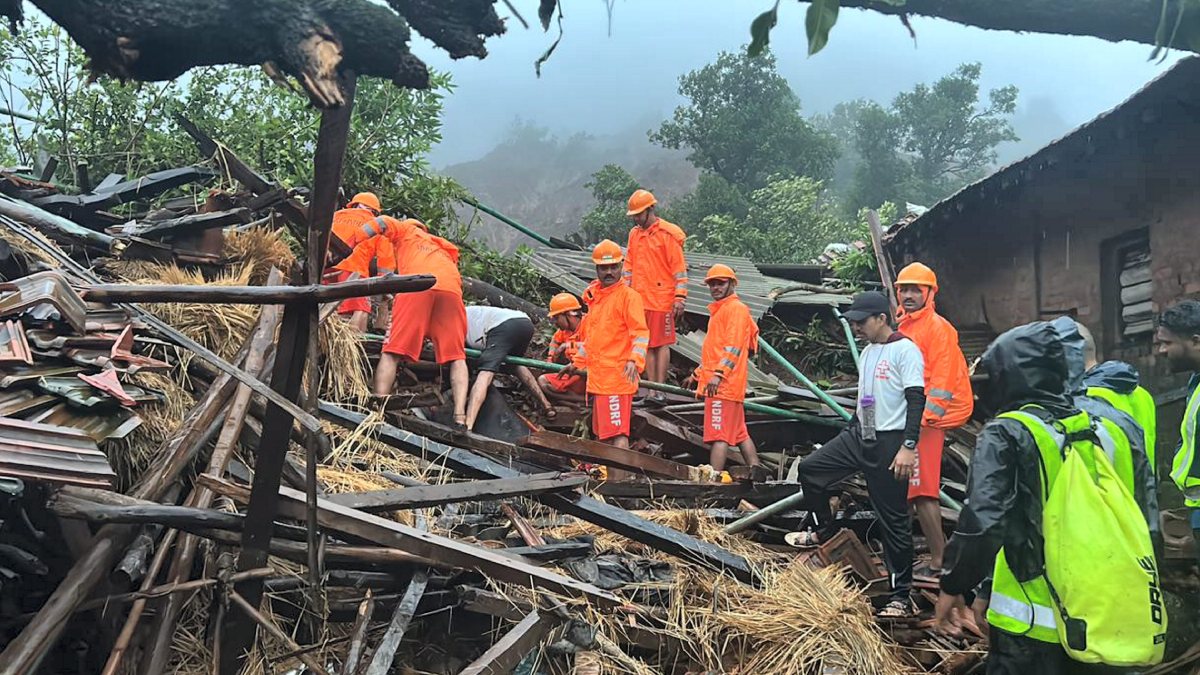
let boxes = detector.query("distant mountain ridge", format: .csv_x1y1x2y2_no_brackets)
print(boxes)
442,123,699,251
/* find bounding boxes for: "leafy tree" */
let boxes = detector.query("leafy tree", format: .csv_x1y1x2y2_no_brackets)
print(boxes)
669,172,750,232
846,63,1018,208
650,50,838,192
578,163,641,245
691,175,854,263
0,19,464,229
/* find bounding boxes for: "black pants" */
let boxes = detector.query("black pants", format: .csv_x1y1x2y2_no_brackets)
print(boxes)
988,631,1129,675
476,317,534,372
797,426,912,602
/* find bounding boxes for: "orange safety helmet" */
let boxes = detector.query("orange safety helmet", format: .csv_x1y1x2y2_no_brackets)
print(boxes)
626,189,657,216
548,292,582,317
591,239,624,265
895,262,938,291
704,263,737,283
348,191,381,212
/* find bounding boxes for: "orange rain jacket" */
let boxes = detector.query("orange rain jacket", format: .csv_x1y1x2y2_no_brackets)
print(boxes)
331,208,395,278
693,294,759,402
624,218,687,312
573,280,649,395
340,216,462,295
548,328,582,364
897,285,973,429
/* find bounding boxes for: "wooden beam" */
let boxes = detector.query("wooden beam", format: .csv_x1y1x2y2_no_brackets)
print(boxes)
221,298,311,675
318,404,757,584
82,274,434,304
227,590,330,675
198,475,623,607
47,496,309,541
323,472,587,512
344,591,374,674
360,569,428,675
522,429,695,481
458,610,558,675
120,207,250,238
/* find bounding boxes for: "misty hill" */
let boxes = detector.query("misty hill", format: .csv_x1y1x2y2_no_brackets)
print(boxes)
443,121,699,251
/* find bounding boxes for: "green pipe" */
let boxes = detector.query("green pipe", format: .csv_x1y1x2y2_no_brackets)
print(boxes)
460,195,556,248
460,348,842,427
755,337,852,421
832,307,861,368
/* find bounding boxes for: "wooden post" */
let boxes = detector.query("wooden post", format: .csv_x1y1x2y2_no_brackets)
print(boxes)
867,209,898,315
219,72,357,675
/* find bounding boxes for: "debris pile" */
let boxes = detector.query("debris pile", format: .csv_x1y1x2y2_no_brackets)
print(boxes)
0,127,989,675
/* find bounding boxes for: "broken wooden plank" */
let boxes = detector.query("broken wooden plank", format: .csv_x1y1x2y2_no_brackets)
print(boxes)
198,475,623,607
458,610,558,675
48,495,309,541
522,429,695,481
120,207,250,238
323,472,587,512
318,404,757,584
81,274,435,304
361,568,429,675
344,590,375,674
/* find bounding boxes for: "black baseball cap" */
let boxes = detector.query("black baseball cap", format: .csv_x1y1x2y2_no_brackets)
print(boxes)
842,291,891,321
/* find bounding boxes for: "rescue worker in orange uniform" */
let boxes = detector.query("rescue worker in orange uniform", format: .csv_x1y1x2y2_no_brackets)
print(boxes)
895,262,974,575
561,240,649,449
538,292,587,404
327,192,395,332
691,264,764,475
625,189,687,386
345,215,470,427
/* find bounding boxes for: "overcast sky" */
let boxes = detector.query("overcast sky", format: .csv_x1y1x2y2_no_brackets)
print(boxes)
414,1,1182,167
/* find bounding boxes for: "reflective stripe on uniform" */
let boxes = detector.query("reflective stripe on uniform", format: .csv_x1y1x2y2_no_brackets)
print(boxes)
1094,422,1118,466
1171,384,1200,496
929,387,956,400
925,401,947,416
719,358,737,370
989,589,1058,631
723,346,742,356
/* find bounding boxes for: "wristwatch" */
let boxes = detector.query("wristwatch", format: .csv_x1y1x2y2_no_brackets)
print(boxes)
903,439,917,450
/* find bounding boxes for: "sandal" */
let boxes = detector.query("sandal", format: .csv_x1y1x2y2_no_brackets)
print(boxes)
452,414,468,431
784,530,821,549
913,563,943,579
876,599,913,619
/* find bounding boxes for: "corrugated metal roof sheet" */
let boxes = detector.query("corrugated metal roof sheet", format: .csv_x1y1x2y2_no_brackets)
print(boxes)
0,416,116,489
524,248,849,320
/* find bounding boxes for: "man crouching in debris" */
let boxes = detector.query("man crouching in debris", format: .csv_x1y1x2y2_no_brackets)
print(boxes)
559,240,649,449
326,191,392,332
539,293,587,405
787,290,924,618
687,264,764,477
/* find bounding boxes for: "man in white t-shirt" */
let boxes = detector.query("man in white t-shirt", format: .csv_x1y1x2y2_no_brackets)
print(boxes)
787,291,926,618
464,305,554,430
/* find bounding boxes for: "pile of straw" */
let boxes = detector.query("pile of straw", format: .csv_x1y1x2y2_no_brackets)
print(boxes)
223,226,296,285
0,218,66,270
545,510,910,675
105,372,196,489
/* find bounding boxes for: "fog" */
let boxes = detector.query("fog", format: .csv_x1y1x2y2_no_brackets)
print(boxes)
416,2,1180,168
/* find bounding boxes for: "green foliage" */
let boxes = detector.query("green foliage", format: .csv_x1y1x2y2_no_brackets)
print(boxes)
690,175,856,263
827,202,898,286
760,314,855,380
841,63,1018,208
650,50,838,192
805,0,841,55
0,18,462,230
669,172,749,231
578,163,641,245
748,2,780,57
459,243,553,306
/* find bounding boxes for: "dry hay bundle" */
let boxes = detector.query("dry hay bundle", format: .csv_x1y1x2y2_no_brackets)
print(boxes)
118,261,261,367
321,409,424,479
316,313,371,403
223,226,295,285
104,371,196,489
545,510,910,675
0,217,67,269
